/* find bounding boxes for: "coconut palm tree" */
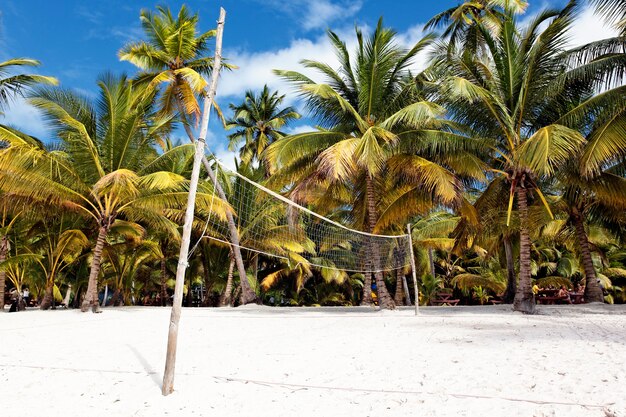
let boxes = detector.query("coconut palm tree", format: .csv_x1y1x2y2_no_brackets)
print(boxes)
0,197,24,310
543,14,626,301
1,59,56,308
425,0,528,53
25,216,90,309
102,233,161,306
269,20,485,309
435,4,592,313
118,5,221,123
226,85,300,176
0,74,230,312
119,5,258,304
553,128,626,301
0,58,57,112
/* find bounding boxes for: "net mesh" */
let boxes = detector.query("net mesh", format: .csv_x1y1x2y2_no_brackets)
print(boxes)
193,159,412,273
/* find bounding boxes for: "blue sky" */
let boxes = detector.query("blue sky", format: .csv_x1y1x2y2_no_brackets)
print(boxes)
0,0,616,164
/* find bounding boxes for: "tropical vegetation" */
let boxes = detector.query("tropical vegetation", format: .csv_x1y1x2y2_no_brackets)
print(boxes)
1,0,625,313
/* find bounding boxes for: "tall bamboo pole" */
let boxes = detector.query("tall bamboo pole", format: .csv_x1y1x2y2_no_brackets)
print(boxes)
162,7,226,396
407,224,419,316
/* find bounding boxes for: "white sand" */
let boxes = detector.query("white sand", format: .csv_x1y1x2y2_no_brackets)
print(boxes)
1,305,625,417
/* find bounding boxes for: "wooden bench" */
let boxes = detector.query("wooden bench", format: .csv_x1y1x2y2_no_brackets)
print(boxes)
431,293,460,306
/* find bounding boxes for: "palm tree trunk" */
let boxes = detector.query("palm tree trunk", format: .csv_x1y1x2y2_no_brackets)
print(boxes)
428,248,436,279
393,269,405,306
513,186,535,314
0,235,8,310
81,226,108,312
160,258,168,306
110,289,121,307
361,272,373,305
365,175,395,310
573,214,604,303
176,100,257,305
503,236,516,303
220,253,235,306
39,280,54,310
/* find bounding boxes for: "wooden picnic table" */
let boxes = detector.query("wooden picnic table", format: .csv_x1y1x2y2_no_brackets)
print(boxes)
569,292,585,304
536,290,572,305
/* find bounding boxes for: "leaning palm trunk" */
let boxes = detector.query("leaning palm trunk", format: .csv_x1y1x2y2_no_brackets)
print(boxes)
176,100,257,305
513,186,535,313
365,176,395,310
573,214,604,303
81,226,108,312
503,236,516,303
220,253,235,306
0,235,8,310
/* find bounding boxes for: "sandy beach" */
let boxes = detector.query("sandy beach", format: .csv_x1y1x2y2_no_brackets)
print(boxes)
1,305,625,417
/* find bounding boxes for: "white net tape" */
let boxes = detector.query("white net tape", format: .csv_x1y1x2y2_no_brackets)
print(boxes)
194,158,412,273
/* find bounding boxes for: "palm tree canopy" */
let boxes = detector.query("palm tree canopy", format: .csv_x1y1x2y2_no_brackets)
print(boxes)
0,58,58,113
269,19,485,234
226,85,300,170
118,5,232,122
0,74,230,237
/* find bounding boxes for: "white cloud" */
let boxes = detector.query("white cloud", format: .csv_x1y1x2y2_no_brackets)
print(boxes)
257,0,363,32
219,35,338,101
218,23,432,103
212,147,238,171
302,0,363,31
396,23,432,73
566,6,619,48
285,124,318,135
518,4,618,48
0,97,50,139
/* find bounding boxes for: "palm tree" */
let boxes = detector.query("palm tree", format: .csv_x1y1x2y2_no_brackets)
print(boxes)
118,5,221,123
554,109,626,301
545,12,626,302
226,85,300,176
0,198,23,310
102,233,161,306
26,216,90,309
0,58,57,112
0,229,39,311
425,0,528,53
0,74,230,312
1,59,56,308
436,4,590,313
269,20,484,309
119,5,258,304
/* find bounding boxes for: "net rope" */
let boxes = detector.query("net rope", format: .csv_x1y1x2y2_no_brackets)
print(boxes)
192,156,412,273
